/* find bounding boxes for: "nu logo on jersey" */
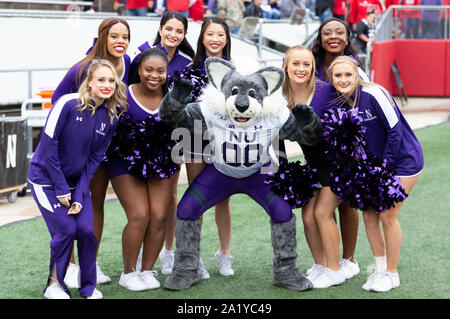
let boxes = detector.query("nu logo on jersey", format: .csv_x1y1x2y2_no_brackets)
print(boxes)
221,129,264,167
96,122,106,136
360,109,377,122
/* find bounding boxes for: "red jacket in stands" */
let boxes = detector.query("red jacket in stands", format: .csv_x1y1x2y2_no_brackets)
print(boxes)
348,0,383,24
115,0,149,10
333,0,348,17
167,0,190,12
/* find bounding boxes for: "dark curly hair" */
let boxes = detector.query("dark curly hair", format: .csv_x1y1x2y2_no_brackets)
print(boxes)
311,18,363,71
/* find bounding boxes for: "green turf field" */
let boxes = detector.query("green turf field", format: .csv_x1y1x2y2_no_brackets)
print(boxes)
0,122,449,300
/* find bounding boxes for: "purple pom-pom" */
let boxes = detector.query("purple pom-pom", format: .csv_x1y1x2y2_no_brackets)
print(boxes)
321,105,408,212
168,67,209,102
265,160,320,208
105,112,180,181
330,156,408,213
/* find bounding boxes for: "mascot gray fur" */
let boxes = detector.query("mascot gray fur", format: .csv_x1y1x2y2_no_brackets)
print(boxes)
159,57,322,292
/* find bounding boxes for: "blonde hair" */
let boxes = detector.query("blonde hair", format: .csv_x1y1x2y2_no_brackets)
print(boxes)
78,59,127,123
328,56,396,109
281,45,316,110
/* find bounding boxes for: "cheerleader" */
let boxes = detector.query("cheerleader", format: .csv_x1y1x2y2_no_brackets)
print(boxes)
28,59,126,299
129,12,195,275
281,45,361,288
106,47,180,291
51,17,131,287
328,56,423,292
175,17,235,278
311,17,367,278
129,11,195,80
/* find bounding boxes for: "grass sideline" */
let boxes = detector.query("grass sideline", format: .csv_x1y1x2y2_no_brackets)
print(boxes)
0,122,449,300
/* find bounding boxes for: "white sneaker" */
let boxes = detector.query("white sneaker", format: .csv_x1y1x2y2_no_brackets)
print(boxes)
140,270,161,289
96,262,111,284
64,263,80,289
215,250,234,276
306,264,325,282
136,248,143,272
159,248,174,275
362,270,385,291
119,271,149,291
339,258,360,279
44,281,71,299
199,257,210,280
86,288,103,299
370,271,400,292
311,267,346,288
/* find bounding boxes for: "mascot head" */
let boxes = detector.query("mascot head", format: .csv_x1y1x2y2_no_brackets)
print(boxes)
201,57,285,128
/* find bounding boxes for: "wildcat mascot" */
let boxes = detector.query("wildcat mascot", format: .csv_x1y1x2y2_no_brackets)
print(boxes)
159,57,322,292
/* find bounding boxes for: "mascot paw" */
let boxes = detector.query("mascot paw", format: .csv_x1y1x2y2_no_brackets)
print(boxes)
273,271,313,292
163,270,203,291
292,104,315,127
171,77,195,105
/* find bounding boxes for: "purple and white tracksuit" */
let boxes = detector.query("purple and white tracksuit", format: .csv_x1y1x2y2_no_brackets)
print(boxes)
355,86,424,177
28,93,118,297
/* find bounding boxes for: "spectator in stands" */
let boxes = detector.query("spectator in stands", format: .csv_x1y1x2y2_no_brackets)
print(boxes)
261,0,281,19
166,0,191,17
206,0,219,15
315,0,334,22
279,0,304,19
332,0,347,20
189,0,206,21
348,0,383,35
420,0,443,39
113,0,151,16
245,0,264,17
399,0,421,39
243,0,252,9
353,8,377,53
217,0,246,34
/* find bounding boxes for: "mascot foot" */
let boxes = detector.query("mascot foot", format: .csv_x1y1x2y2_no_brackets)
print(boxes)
271,215,313,292
163,217,202,291
164,271,203,291
273,271,313,292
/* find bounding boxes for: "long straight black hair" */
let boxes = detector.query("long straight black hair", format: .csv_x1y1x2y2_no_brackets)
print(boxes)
153,11,195,60
192,17,232,70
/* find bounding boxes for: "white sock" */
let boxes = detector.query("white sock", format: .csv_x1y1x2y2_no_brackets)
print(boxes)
374,255,387,272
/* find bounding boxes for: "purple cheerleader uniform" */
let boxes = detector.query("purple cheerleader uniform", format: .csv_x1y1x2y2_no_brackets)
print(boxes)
107,85,179,180
28,93,118,297
51,55,131,105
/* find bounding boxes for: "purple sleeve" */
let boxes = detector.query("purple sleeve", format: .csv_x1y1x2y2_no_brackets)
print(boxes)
52,63,85,104
40,102,72,196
